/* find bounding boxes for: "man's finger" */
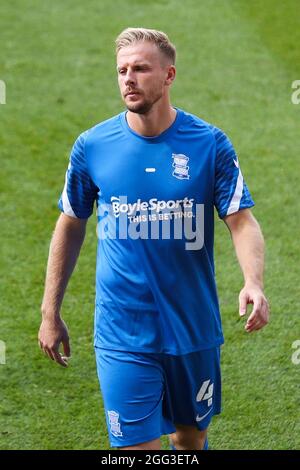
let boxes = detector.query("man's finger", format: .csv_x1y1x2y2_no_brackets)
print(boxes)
63,338,71,358
52,350,68,367
245,319,262,332
260,301,270,325
44,346,55,361
39,342,49,357
246,301,269,332
250,298,268,321
247,296,262,320
239,292,248,317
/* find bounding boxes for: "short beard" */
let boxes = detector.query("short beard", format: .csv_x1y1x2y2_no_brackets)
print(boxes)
124,92,163,115
126,101,152,115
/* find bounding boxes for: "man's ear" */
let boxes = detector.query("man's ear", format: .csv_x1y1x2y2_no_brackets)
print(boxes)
165,65,176,86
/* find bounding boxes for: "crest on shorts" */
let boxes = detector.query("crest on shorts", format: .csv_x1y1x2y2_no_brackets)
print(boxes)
107,410,123,437
172,153,190,180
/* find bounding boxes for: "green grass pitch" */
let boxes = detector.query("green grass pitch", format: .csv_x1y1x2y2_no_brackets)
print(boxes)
0,0,299,449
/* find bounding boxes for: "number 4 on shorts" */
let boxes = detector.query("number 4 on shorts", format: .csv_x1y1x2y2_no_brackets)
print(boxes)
196,380,214,406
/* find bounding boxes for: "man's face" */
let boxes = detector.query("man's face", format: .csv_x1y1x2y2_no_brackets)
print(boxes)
117,42,173,114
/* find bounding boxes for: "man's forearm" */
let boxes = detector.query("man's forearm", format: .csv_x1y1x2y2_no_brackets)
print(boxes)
224,209,269,331
41,214,87,318
226,211,265,289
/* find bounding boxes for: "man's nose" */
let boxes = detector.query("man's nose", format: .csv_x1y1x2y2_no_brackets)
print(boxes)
124,70,136,86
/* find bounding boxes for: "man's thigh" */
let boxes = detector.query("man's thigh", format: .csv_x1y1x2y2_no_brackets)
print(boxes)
95,347,174,448
162,347,222,431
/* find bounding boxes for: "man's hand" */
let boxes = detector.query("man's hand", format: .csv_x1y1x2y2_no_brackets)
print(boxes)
38,317,71,367
239,284,270,332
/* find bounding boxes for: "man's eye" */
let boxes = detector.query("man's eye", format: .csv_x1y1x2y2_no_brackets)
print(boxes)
118,69,126,75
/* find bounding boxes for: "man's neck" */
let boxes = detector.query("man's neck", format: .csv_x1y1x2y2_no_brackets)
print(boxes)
126,104,177,137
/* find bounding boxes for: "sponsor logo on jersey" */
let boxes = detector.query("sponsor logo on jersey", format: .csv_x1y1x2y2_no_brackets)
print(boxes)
110,196,194,218
97,196,204,250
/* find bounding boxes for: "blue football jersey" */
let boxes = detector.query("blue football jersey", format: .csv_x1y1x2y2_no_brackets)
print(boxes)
58,108,254,354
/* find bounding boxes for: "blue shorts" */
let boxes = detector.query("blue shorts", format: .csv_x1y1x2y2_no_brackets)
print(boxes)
95,346,221,448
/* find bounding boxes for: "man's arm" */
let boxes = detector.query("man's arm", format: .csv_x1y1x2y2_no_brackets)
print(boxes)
223,208,269,332
38,213,88,366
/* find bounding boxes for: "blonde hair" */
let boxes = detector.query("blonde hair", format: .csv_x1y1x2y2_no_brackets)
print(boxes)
115,27,176,64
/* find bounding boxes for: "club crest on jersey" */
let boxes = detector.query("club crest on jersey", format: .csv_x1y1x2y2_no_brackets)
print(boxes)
172,153,190,180
107,410,123,437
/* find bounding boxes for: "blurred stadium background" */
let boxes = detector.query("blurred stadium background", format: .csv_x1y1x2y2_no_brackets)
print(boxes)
0,0,299,449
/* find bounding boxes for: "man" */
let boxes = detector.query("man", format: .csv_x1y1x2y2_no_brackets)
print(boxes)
38,28,269,450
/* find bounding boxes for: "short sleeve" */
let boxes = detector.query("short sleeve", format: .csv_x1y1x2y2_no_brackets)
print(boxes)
58,131,98,218
212,127,255,219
